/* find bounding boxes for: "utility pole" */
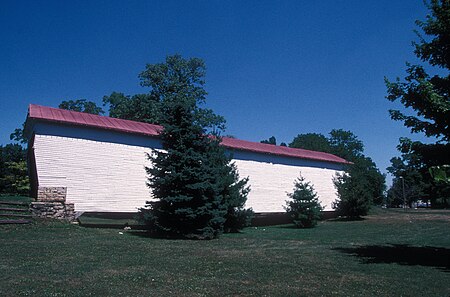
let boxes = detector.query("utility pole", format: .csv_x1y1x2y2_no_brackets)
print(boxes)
400,176,406,211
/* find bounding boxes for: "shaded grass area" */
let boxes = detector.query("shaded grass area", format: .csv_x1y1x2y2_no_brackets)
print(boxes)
0,195,33,203
78,214,140,228
333,244,450,272
0,195,32,222
0,209,449,296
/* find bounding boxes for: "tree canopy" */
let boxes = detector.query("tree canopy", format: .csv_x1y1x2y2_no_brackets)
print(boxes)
260,136,277,145
59,99,104,115
0,144,29,195
289,129,365,162
385,0,449,163
103,55,225,131
385,0,450,208
103,92,160,124
289,133,331,153
328,129,364,162
290,129,364,161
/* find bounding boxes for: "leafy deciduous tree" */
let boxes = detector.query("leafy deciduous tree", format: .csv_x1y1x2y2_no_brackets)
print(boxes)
429,165,450,183
385,0,450,144
328,129,364,162
387,138,446,207
103,92,161,124
10,124,27,145
289,133,332,153
0,144,29,195
59,99,104,115
260,136,277,145
385,0,450,207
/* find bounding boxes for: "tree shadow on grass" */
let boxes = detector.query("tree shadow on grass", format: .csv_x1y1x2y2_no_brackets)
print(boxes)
277,224,299,229
333,244,450,272
326,217,366,222
127,230,246,240
127,230,186,240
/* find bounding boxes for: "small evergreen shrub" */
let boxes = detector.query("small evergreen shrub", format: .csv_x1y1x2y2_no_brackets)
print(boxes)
285,175,323,228
219,162,253,233
333,170,372,219
224,208,254,233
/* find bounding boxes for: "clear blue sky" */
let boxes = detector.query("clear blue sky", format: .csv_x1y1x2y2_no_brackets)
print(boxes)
0,0,431,183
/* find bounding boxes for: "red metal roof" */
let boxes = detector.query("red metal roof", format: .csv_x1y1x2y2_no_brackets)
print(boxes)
220,137,349,164
27,104,350,165
28,104,162,137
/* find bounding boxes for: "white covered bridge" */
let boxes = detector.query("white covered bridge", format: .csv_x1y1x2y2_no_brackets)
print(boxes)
25,104,349,217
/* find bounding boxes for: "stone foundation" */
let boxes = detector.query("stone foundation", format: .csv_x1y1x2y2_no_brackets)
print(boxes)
31,187,75,221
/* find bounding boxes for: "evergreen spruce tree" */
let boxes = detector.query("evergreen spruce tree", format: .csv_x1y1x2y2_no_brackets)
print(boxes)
144,95,226,239
285,175,323,228
138,55,251,239
333,164,372,219
203,134,253,233
219,160,253,233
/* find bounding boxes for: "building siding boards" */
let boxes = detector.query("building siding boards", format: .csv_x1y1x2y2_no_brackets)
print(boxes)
33,134,155,212
31,121,343,213
26,105,347,213
231,150,341,212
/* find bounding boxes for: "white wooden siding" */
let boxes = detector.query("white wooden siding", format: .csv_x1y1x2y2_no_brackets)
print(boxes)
33,134,154,212
33,133,342,212
232,159,340,212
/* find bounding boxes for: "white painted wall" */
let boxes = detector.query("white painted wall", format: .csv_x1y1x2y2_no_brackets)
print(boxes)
232,159,339,212
31,123,343,212
33,134,154,212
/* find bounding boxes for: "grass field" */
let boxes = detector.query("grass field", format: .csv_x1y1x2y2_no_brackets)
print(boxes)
0,195,33,203
1,207,449,297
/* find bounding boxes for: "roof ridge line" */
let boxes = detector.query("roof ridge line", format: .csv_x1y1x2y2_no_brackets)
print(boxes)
27,104,350,165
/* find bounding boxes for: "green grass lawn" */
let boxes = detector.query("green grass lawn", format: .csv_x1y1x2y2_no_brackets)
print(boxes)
1,208,449,297
0,194,33,203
